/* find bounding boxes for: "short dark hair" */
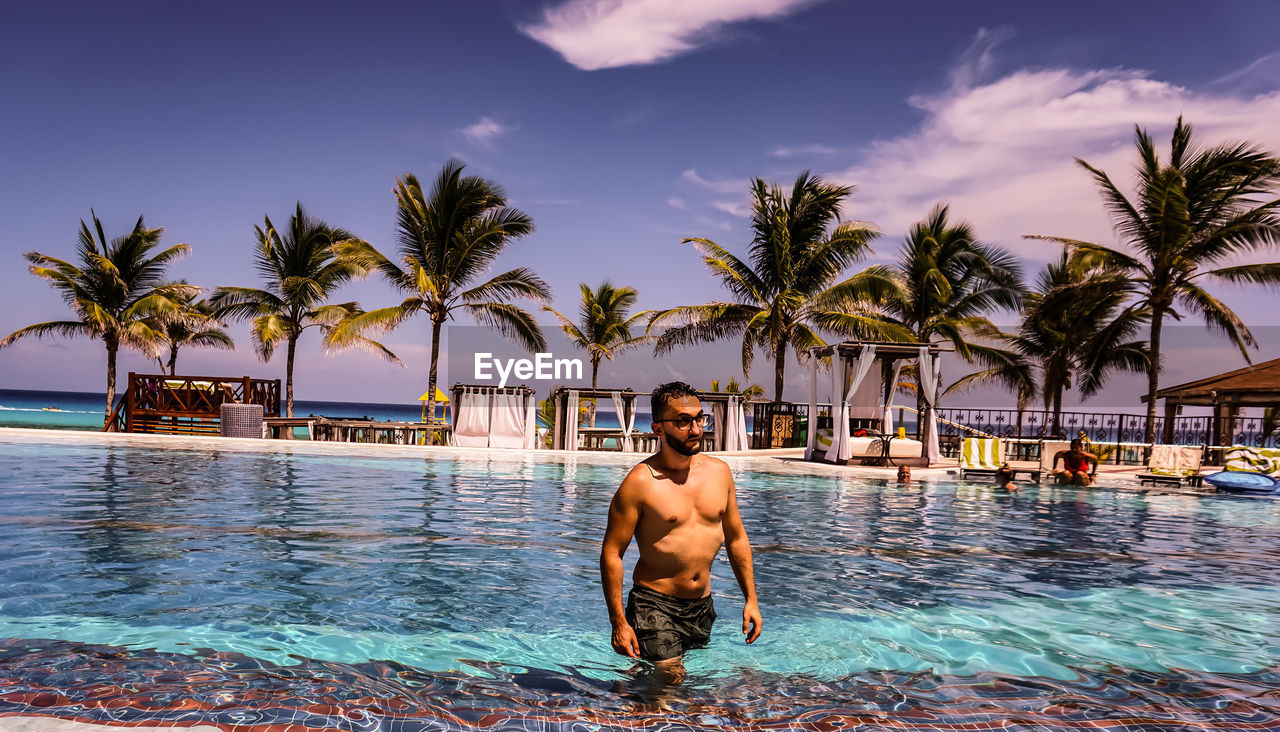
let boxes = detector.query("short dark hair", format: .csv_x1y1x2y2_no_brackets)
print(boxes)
651,381,699,420
1070,438,1084,449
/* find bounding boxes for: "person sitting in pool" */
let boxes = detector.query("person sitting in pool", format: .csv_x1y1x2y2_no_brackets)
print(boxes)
1051,438,1098,486
600,380,762,680
995,464,1017,491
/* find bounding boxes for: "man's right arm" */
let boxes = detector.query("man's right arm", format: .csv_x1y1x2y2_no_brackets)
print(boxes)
600,470,643,657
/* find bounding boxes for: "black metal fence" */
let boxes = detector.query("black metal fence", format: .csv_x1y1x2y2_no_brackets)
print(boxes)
934,408,1277,446
749,402,1278,457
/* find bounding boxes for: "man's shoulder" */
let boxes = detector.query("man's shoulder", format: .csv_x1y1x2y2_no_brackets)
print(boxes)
697,454,731,473
619,460,658,492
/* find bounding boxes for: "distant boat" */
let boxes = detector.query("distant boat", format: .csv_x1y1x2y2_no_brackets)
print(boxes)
41,406,65,412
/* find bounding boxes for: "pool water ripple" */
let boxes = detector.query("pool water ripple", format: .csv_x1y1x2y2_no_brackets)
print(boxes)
1,436,1279,729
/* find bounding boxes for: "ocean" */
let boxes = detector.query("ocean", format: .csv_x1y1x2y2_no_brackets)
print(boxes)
0,388,655,432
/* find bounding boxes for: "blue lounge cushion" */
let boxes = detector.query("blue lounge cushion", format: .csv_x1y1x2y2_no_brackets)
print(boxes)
1203,470,1279,492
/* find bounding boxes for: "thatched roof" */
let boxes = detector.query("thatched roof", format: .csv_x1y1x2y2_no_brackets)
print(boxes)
1145,356,1280,405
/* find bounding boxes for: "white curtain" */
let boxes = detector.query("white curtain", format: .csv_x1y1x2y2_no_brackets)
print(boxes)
565,390,580,451
849,367,881,421
611,392,635,452
710,399,728,451
805,357,818,460
882,361,904,436
826,345,877,462
523,392,537,450
726,395,749,451
488,392,526,448
552,393,563,449
918,346,942,464
454,388,491,447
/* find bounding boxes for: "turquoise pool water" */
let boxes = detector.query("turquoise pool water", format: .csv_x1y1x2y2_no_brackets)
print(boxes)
0,434,1278,729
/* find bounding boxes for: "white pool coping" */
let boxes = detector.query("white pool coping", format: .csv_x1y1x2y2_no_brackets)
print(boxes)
0,426,962,481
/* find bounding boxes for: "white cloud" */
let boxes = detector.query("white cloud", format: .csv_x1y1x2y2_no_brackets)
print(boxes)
461,116,511,145
681,168,746,194
770,143,842,157
521,0,820,71
710,200,750,217
829,36,1280,268
667,196,687,209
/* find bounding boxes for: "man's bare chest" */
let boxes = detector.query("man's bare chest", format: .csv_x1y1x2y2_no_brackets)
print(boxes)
641,484,727,528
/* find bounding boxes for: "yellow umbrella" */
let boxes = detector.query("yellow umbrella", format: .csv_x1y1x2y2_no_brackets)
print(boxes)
419,387,450,422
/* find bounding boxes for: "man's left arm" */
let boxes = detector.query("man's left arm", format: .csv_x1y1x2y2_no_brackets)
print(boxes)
721,467,762,644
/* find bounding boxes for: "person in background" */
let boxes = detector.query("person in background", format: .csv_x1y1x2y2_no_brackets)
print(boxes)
1052,438,1099,486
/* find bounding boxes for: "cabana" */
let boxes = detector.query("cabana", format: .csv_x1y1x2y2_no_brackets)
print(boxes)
1145,356,1280,447
449,384,538,449
698,392,751,452
549,387,642,451
805,341,944,466
548,387,750,453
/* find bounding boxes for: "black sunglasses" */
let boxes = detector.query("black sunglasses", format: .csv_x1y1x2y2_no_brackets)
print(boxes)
655,413,711,430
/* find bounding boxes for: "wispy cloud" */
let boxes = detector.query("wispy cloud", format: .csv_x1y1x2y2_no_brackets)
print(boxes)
681,168,746,194
520,0,821,71
710,200,750,217
461,116,511,146
667,196,687,209
829,30,1280,263
770,143,842,157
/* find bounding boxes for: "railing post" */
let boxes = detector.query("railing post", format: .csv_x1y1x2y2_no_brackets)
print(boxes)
125,372,136,433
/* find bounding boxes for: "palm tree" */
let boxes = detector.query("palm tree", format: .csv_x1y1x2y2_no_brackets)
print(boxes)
883,205,1029,416
710,377,765,399
543,281,652,426
1031,118,1280,443
1002,251,1148,434
329,160,549,426
651,171,906,402
0,212,194,419
150,287,235,375
211,203,396,417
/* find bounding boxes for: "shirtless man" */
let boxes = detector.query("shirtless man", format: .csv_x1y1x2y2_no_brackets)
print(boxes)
600,381,762,677
1052,438,1099,486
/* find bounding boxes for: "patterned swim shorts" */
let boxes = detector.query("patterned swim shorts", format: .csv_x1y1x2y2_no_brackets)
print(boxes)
625,584,717,661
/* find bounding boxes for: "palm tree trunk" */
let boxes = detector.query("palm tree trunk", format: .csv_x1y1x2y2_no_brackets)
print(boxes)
168,345,178,376
589,359,599,428
104,337,118,423
427,317,442,441
285,335,297,419
773,338,786,403
1144,309,1165,445
1052,387,1063,437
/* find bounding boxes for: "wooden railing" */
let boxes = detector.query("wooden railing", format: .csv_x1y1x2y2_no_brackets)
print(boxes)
117,372,281,435
103,396,126,432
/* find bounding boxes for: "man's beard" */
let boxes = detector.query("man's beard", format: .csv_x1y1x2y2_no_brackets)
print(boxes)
665,431,701,456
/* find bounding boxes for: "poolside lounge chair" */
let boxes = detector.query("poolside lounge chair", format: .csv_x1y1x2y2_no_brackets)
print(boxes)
1138,445,1204,486
1033,440,1071,483
1223,445,1280,477
959,437,1003,479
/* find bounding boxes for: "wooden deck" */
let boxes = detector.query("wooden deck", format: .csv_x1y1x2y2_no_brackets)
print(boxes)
264,417,452,445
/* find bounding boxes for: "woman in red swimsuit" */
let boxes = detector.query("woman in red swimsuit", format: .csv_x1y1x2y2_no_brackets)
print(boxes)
1053,438,1099,485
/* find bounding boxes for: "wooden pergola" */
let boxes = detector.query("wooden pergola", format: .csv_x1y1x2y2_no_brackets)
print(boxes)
1145,356,1280,445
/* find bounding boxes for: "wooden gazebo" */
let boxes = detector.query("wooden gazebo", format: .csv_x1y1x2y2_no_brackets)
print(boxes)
1145,356,1280,445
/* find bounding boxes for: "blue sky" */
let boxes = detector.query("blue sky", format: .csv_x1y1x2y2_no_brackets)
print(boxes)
3,0,1280,406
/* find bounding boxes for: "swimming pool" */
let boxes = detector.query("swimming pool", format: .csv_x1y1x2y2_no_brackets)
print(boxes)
1,431,1277,730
